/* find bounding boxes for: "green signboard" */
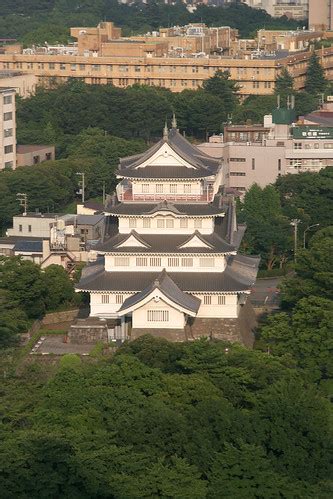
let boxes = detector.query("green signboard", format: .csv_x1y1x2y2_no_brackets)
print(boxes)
292,126,333,139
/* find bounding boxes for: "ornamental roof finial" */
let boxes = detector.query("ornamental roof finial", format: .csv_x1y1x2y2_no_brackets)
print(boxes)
172,112,177,129
163,120,168,140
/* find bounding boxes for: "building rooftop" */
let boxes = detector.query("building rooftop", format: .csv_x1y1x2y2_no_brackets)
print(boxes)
16,144,54,153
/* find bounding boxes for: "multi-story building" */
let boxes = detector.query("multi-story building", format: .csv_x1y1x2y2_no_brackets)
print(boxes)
198,106,333,193
0,70,37,98
236,0,308,19
0,87,16,170
1,22,332,97
75,121,259,345
309,0,333,31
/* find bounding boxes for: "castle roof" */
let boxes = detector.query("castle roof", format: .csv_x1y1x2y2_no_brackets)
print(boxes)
76,254,260,294
118,127,220,179
105,199,226,217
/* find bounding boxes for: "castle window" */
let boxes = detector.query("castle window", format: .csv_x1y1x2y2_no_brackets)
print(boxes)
115,295,123,304
129,219,137,228
115,257,130,267
181,257,193,267
183,184,191,194
136,257,148,266
143,219,151,228
180,219,188,228
166,218,174,228
200,258,214,267
150,257,161,266
218,295,226,305
147,310,169,322
141,184,149,193
170,184,177,194
157,218,165,229
156,184,163,193
101,294,109,304
203,295,212,305
168,257,179,267
194,219,202,229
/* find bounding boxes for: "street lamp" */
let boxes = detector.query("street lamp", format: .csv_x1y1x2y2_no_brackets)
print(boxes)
303,224,320,249
290,219,301,263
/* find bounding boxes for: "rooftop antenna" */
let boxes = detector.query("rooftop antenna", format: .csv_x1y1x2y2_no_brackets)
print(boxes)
163,120,168,139
171,112,177,129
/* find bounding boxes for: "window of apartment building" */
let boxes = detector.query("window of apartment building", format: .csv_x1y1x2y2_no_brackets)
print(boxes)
115,294,123,304
143,219,151,228
3,95,12,105
33,155,40,164
79,64,86,70
229,158,246,162
101,294,109,304
181,80,188,87
19,224,22,232
170,184,177,194
181,257,193,267
92,64,100,71
203,295,212,305
114,257,130,267
278,159,282,171
324,143,333,149
168,257,179,267
38,63,44,69
147,310,169,322
134,66,141,72
119,65,128,72
141,184,149,193
180,219,188,228
60,63,66,70
230,172,246,176
28,225,32,233
46,153,52,161
156,184,163,194
4,112,12,121
218,295,226,305
166,218,174,229
252,81,260,89
27,63,34,69
150,257,161,267
304,143,311,149
294,142,302,149
92,78,101,84
4,161,13,169
194,219,202,229
4,145,13,154
4,128,12,138
71,64,77,71
252,158,255,170
157,218,165,229
192,66,199,73
289,159,301,167
264,81,271,89
48,63,55,70
183,184,191,194
276,141,285,147
314,143,319,149
136,257,148,266
200,258,214,267
129,218,137,228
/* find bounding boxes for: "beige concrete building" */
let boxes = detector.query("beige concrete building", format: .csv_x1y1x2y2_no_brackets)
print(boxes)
0,87,16,170
309,0,333,31
16,144,55,167
1,22,332,97
0,70,37,98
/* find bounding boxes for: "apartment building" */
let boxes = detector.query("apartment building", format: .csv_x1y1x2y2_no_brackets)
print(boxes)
198,107,333,194
309,0,333,31
0,70,37,98
237,0,308,19
1,22,332,97
0,87,16,170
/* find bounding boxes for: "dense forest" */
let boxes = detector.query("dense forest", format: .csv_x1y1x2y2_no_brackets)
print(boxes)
0,1,303,45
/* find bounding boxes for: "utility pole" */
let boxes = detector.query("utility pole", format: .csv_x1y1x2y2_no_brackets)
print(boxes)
102,182,106,205
290,219,301,263
16,193,28,215
76,172,85,203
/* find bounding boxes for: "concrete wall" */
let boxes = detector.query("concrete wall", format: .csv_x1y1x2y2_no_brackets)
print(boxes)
7,214,56,238
0,72,37,98
195,293,239,318
16,145,55,167
118,214,215,234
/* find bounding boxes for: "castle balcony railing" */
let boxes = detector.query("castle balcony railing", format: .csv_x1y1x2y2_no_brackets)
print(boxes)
118,187,214,203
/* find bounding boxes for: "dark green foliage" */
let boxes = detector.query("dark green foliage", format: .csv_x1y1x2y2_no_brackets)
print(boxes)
275,68,294,99
304,53,328,95
0,337,331,497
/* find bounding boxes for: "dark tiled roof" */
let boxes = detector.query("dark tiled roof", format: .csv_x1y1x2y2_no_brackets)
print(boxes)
105,200,225,216
118,127,220,178
14,240,43,252
94,230,235,254
76,254,259,293
83,201,105,212
76,214,105,226
119,269,201,315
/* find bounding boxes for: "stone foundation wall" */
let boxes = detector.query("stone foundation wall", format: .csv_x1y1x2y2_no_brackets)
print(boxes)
131,328,186,342
42,309,79,325
68,319,108,344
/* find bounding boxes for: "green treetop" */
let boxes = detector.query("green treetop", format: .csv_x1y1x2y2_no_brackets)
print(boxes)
304,53,328,95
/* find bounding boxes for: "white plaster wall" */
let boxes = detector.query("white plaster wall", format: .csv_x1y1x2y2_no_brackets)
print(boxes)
104,254,226,272
118,215,215,234
195,294,239,318
132,180,202,196
132,298,185,329
7,216,56,238
90,292,134,317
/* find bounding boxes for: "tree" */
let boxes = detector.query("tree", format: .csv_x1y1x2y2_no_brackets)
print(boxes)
43,265,76,311
275,67,294,100
304,53,328,95
203,71,240,118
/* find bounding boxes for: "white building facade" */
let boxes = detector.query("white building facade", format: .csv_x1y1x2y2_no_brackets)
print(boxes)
77,123,259,344
0,87,16,170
